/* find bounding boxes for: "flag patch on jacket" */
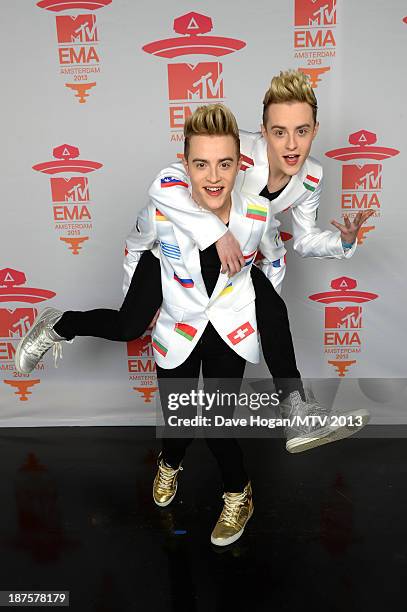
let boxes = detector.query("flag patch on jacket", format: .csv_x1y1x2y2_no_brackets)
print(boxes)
303,174,319,192
272,255,286,268
227,322,255,345
246,203,267,221
220,281,233,297
244,250,257,266
155,209,168,221
240,154,254,172
161,241,181,260
174,272,194,288
152,337,168,357
161,176,188,188
174,323,197,341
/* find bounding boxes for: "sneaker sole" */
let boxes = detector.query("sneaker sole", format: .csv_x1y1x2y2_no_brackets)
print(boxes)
210,506,254,547
286,410,370,453
14,307,57,374
153,482,177,507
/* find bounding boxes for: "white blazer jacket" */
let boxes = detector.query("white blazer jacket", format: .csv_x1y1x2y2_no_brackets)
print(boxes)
124,191,285,369
146,132,356,280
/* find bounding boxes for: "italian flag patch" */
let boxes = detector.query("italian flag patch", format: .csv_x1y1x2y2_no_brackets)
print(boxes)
174,323,197,341
303,174,319,192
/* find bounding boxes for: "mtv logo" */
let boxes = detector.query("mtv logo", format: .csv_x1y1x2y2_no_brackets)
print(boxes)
0,308,37,338
168,63,223,101
342,164,382,190
50,177,89,203
295,0,337,26
127,334,153,357
56,14,98,43
325,306,362,329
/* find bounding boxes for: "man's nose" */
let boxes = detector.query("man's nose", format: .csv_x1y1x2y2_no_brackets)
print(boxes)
286,133,297,150
207,166,221,182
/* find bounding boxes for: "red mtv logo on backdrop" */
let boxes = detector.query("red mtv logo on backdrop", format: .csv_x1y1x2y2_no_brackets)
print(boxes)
127,335,153,357
325,306,362,329
295,0,337,26
0,309,37,338
168,63,223,101
342,165,382,191
50,177,89,203
56,14,98,43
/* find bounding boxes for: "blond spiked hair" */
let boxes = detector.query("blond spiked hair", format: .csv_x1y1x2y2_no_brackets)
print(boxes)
262,70,318,125
184,103,240,159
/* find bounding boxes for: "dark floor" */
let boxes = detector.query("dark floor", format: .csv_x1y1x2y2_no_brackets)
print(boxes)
0,427,405,612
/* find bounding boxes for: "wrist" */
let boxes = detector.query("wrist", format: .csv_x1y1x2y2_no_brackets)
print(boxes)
341,239,355,250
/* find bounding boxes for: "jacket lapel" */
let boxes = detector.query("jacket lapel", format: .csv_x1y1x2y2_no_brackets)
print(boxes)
207,191,254,306
172,224,208,298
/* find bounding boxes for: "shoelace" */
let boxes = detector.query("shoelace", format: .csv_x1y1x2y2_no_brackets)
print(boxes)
219,491,247,527
27,332,69,368
52,342,64,368
27,334,57,359
157,463,183,491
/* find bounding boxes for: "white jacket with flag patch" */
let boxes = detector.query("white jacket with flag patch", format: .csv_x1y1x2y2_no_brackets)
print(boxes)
124,190,285,369
146,131,356,285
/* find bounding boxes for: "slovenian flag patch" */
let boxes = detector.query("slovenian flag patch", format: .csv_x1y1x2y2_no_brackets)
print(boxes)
161,176,188,188
303,174,319,192
152,337,168,357
174,323,197,341
246,203,267,221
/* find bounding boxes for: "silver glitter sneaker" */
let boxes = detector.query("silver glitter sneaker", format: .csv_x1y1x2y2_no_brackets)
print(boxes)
280,389,370,453
14,307,70,374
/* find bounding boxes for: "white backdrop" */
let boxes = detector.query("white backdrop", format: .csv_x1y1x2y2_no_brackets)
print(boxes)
1,0,406,426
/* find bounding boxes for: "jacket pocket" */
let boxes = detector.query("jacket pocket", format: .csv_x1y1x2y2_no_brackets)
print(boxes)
232,292,256,312
163,301,185,322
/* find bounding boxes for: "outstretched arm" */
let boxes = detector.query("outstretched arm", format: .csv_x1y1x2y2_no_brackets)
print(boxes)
291,177,373,259
149,164,245,275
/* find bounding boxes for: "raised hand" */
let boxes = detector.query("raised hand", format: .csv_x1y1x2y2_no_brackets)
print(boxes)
331,210,375,245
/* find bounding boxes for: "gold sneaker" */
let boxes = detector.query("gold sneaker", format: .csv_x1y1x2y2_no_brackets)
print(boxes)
153,455,183,507
211,481,253,546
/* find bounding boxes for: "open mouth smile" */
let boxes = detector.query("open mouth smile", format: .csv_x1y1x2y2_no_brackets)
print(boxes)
204,186,224,196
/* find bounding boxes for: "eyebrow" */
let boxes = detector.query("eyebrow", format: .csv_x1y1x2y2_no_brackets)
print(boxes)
269,124,312,130
191,157,235,163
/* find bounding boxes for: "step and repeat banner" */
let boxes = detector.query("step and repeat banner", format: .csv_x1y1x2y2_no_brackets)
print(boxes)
1,0,406,426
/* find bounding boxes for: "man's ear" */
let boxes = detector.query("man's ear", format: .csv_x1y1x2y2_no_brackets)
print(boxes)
312,121,320,140
182,155,189,175
260,123,266,138
238,153,243,172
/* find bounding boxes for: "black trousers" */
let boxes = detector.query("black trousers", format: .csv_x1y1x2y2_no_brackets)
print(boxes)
55,251,304,400
156,322,248,492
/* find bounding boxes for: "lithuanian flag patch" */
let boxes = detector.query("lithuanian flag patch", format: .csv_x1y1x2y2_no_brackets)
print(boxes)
246,203,267,221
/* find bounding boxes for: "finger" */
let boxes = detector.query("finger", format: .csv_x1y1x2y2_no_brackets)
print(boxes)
331,219,345,231
362,209,375,222
343,215,352,229
353,212,363,226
